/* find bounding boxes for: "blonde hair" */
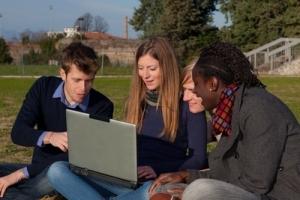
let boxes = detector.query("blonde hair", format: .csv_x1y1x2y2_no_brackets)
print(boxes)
125,37,180,142
181,59,197,86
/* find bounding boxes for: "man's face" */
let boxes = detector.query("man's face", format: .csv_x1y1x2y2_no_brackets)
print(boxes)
60,64,95,105
193,74,217,111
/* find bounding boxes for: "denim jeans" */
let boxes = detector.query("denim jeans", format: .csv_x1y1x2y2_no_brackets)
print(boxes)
47,161,152,200
182,178,261,200
0,163,54,200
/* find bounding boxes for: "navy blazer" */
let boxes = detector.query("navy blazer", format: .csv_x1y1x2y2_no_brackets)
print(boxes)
11,76,113,177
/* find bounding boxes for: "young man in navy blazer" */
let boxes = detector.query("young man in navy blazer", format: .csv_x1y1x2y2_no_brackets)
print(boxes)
0,42,113,199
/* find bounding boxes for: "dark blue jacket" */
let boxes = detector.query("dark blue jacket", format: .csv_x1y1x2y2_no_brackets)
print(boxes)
11,76,113,177
137,100,207,176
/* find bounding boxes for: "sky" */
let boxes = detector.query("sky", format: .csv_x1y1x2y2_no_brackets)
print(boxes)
0,0,227,40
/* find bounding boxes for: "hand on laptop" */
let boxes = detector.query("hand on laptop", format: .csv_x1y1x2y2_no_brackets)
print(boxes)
44,131,68,152
138,166,157,181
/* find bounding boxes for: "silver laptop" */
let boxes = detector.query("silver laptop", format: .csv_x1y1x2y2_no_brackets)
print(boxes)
66,109,138,188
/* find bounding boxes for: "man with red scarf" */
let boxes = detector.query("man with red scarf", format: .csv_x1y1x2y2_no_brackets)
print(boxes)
149,42,300,200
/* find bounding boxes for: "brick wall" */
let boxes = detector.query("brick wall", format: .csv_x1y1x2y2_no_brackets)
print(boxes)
8,32,140,66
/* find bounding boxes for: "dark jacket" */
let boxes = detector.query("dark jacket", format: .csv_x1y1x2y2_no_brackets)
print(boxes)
11,76,113,177
138,100,207,176
187,84,300,200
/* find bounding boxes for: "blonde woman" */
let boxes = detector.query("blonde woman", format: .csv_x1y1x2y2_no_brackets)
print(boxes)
47,37,207,200
149,60,208,200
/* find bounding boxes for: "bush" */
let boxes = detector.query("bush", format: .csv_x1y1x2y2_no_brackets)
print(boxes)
23,48,46,65
0,37,13,64
97,54,111,66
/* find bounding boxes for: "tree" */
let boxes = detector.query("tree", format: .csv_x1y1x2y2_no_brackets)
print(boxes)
94,15,109,33
23,48,43,65
20,29,33,44
160,0,218,62
39,36,57,60
0,37,13,64
219,0,300,51
20,29,48,44
75,13,109,33
130,0,218,64
129,0,164,37
75,13,94,32
19,30,60,64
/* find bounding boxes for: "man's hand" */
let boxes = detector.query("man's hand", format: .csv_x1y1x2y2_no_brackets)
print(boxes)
0,169,26,197
138,166,157,180
44,131,68,152
149,171,189,197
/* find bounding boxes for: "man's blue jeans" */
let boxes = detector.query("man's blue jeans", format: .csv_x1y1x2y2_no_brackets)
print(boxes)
0,163,54,200
47,161,152,200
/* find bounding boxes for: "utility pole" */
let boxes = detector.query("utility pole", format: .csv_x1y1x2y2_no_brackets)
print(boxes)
0,13,3,37
124,16,128,40
78,17,84,41
49,5,53,32
101,50,104,75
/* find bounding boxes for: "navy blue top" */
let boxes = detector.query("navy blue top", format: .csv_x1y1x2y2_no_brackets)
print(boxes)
36,81,90,147
11,76,114,177
138,100,207,175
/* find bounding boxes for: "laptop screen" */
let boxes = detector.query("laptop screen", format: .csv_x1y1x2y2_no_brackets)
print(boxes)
66,109,138,187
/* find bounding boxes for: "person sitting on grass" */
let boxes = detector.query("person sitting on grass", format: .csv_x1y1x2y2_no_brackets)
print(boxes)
0,42,113,200
149,42,300,200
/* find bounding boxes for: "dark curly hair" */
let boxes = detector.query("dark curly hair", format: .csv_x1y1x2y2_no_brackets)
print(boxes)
193,42,264,88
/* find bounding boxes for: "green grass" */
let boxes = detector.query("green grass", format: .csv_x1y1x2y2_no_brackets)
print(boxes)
93,77,131,119
0,77,131,163
0,65,133,76
261,76,300,120
0,65,60,76
0,76,299,163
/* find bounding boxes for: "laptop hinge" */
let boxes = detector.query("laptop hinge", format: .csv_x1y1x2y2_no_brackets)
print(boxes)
89,114,110,122
69,164,139,189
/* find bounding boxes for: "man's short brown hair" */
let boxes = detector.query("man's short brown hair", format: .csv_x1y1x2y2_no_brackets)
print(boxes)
61,42,99,75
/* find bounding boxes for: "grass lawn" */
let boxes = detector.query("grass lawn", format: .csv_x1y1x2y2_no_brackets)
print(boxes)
0,75,299,200
0,77,131,163
261,76,300,120
0,76,299,164
0,65,133,76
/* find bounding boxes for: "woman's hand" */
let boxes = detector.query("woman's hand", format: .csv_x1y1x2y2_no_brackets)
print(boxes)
138,166,157,180
149,171,189,197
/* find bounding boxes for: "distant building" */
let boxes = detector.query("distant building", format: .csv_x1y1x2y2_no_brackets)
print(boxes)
63,26,81,38
47,26,81,38
47,31,64,38
9,29,139,66
7,42,40,65
83,32,138,65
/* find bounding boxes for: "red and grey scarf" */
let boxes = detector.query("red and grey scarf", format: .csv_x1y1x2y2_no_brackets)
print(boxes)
212,84,239,136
